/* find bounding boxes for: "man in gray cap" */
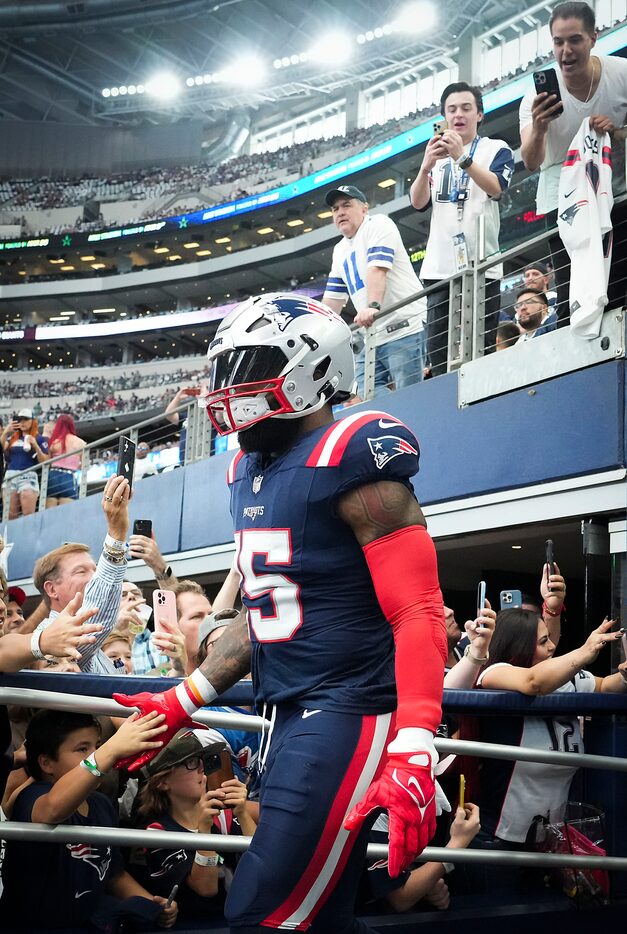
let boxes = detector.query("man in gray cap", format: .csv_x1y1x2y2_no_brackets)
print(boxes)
322,184,426,400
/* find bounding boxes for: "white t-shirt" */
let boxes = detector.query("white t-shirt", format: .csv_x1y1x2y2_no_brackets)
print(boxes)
476,664,596,843
519,54,627,213
419,136,515,281
323,213,426,348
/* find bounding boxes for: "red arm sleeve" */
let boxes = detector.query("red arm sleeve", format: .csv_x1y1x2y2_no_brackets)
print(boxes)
363,524,447,734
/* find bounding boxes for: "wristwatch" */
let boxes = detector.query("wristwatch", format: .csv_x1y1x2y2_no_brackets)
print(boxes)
456,154,473,171
367,301,381,311
158,565,174,580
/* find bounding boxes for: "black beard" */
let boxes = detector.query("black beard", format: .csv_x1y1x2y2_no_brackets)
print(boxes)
519,313,544,332
238,416,303,456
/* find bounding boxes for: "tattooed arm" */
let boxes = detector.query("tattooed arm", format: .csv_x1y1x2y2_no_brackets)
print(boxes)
197,609,251,692
337,480,426,544
113,609,251,771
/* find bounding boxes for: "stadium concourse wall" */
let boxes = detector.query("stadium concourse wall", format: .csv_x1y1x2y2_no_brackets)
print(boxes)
6,358,627,583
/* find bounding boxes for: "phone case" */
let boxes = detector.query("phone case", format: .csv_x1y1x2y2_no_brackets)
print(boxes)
118,436,136,488
533,69,562,105
152,589,177,634
133,519,153,537
500,589,523,610
477,581,487,613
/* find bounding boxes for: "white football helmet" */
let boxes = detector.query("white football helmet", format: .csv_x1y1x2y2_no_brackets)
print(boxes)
202,293,355,434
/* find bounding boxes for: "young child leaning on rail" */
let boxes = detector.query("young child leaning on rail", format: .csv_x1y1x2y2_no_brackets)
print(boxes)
0,708,179,931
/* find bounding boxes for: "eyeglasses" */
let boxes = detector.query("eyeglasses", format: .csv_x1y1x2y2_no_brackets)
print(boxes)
177,756,203,771
514,299,543,312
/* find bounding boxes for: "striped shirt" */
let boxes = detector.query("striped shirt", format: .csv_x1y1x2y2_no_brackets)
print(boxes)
36,546,126,674
323,214,426,346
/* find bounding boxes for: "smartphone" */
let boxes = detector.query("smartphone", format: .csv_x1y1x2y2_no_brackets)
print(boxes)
152,589,177,635
118,436,136,489
433,119,447,136
183,386,202,396
533,68,563,112
545,538,555,586
500,589,523,610
133,518,153,538
459,774,466,811
205,749,236,805
476,580,487,615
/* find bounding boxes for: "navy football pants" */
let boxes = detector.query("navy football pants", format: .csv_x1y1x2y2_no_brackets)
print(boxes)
225,704,394,932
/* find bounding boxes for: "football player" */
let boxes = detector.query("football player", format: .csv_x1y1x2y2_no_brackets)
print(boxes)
114,293,447,933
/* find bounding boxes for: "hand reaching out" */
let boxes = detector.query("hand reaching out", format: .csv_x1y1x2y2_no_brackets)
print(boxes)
39,592,102,661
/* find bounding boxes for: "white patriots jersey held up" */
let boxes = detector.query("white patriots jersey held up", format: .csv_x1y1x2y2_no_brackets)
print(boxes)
557,118,614,339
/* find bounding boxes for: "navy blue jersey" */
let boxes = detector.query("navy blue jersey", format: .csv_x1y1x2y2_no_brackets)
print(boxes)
228,409,421,714
0,782,123,928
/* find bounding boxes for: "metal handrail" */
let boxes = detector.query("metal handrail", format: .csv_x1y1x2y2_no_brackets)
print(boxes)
2,685,627,774
2,823,627,871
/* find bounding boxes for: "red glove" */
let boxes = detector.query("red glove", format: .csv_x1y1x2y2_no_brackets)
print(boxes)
344,749,437,877
113,689,193,772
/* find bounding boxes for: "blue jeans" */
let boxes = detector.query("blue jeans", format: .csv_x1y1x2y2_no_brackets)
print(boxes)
354,328,426,398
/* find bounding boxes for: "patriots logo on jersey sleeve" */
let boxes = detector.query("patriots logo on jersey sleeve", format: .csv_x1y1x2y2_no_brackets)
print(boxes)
367,435,418,469
559,201,587,226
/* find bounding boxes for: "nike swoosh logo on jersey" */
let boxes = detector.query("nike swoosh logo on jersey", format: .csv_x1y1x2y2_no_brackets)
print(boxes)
74,890,92,899
302,709,322,719
564,188,576,198
378,419,401,429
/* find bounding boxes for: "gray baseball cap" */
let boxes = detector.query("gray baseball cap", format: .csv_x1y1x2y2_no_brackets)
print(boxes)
198,608,240,647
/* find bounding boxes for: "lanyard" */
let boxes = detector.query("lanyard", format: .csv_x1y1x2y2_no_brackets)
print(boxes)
449,135,480,220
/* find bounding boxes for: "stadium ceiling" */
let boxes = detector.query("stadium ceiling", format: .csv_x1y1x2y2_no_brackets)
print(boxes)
0,0,547,129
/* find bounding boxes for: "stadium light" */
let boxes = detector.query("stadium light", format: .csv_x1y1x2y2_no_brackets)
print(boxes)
218,55,266,86
145,72,182,100
309,33,353,65
392,1,438,33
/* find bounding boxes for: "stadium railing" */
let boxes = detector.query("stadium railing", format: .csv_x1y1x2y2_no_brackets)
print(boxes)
1,672,627,881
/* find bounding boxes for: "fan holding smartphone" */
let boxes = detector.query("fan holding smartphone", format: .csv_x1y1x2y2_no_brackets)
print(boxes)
519,3,627,280
541,538,566,647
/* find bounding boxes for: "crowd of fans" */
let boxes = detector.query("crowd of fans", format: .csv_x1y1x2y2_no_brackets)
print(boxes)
1,362,210,425
0,42,581,236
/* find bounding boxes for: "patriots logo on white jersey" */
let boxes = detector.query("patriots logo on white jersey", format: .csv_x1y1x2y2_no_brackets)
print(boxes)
367,435,418,469
559,201,587,226
66,843,111,881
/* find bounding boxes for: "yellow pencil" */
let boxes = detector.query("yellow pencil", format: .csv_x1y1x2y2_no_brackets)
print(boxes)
459,774,466,811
